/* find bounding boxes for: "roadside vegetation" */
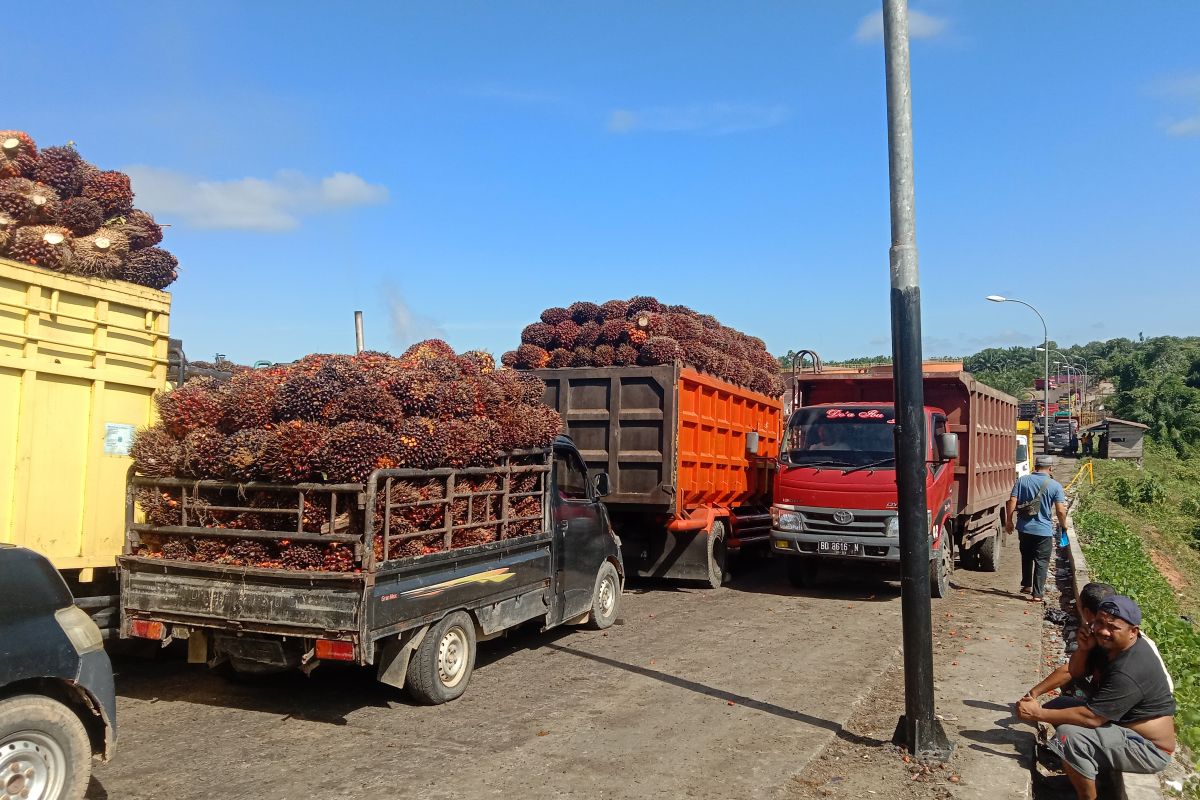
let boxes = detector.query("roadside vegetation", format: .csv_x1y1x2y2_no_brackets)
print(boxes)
1076,446,1200,793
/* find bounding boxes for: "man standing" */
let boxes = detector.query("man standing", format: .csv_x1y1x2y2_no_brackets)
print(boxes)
1006,455,1068,602
1017,596,1176,800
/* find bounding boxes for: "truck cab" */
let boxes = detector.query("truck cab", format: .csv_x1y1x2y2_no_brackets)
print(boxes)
771,403,958,596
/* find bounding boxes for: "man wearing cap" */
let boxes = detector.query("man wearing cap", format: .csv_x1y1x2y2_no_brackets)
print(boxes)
1017,595,1176,800
1006,455,1068,601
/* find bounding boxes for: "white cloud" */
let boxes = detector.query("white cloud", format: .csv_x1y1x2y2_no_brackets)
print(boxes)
606,103,789,136
122,166,389,231
1164,116,1200,138
854,9,949,43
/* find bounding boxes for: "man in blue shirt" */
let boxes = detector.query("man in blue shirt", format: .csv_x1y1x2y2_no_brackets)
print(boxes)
1005,455,1068,602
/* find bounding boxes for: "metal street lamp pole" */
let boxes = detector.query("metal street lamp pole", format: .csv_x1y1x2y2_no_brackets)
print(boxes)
987,295,1049,453
882,0,950,760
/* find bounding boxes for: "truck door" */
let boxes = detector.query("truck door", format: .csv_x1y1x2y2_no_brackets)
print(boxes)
551,444,607,621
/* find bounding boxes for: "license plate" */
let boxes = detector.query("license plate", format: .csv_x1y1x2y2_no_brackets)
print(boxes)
818,540,862,556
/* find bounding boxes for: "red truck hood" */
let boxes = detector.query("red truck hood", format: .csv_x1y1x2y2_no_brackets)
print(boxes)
775,465,899,511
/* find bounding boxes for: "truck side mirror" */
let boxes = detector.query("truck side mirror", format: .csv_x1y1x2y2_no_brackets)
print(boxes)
592,472,611,498
939,432,959,461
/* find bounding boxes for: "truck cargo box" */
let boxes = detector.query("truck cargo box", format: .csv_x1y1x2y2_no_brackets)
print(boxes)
532,364,782,515
0,257,171,571
792,371,1016,515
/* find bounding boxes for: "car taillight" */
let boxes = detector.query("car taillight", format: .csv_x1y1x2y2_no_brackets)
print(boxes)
315,639,355,661
129,619,166,640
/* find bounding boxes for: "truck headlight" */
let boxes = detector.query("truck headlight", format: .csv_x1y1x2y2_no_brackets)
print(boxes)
55,605,104,655
885,516,899,537
772,507,804,532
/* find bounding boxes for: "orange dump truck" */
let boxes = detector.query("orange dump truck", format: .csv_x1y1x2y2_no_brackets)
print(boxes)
532,364,782,586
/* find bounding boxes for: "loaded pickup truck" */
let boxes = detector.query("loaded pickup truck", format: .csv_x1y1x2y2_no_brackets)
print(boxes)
119,436,622,704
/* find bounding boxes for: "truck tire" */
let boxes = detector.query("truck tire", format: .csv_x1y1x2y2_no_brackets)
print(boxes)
405,611,477,705
786,559,818,589
705,521,729,589
974,531,1001,573
588,561,622,630
930,543,951,599
0,694,92,800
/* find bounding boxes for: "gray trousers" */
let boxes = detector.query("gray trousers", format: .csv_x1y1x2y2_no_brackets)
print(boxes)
1046,722,1172,780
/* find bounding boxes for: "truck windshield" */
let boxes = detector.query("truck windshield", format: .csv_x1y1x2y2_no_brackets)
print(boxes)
783,406,897,468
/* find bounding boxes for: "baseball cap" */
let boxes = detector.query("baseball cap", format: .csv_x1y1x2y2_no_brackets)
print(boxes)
1035,455,1056,469
1097,595,1142,627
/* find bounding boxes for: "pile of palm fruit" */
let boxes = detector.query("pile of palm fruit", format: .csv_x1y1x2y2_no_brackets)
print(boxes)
0,129,177,289
129,340,560,571
501,296,784,397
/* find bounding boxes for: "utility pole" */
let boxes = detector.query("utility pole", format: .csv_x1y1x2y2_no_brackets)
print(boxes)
881,0,952,760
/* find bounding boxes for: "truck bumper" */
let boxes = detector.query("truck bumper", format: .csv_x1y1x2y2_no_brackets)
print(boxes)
770,529,902,563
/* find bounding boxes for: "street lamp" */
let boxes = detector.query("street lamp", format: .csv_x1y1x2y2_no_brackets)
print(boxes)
987,295,1050,454
1040,346,1085,415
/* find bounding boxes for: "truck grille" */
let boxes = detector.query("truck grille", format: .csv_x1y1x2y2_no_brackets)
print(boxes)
793,506,893,537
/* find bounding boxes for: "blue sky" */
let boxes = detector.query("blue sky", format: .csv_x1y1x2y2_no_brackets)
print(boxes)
11,2,1199,363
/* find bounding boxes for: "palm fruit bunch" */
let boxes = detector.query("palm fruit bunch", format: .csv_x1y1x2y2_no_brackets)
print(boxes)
130,427,183,477
0,132,37,178
0,178,58,224
504,297,783,396
120,246,178,289
220,369,285,431
260,420,328,482
32,145,85,197
458,349,495,376
222,428,274,482
323,383,402,427
71,228,128,278
156,377,224,437
8,225,72,270
181,427,229,479
57,197,105,236
0,212,17,254
442,416,501,468
112,209,163,250
0,131,180,289
223,538,276,568
316,422,398,482
81,170,134,216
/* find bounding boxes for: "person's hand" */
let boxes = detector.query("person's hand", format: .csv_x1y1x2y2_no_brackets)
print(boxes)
1005,520,1015,534
1016,697,1041,723
1076,623,1095,650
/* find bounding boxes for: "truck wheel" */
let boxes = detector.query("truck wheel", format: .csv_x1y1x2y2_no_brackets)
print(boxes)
786,559,818,589
0,694,92,800
588,561,622,630
930,544,951,599
405,611,477,705
705,521,729,589
974,531,1000,573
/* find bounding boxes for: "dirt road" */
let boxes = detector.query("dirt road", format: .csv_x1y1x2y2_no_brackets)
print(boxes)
90,562,918,800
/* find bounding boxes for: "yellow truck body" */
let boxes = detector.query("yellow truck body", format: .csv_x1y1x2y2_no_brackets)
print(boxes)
0,257,171,572
1016,419,1034,445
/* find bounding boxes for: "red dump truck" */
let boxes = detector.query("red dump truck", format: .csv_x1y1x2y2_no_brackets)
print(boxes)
770,369,1016,596
532,364,782,587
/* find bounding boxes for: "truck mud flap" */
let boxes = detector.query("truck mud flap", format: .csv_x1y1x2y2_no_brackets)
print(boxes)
626,529,710,581
120,558,363,636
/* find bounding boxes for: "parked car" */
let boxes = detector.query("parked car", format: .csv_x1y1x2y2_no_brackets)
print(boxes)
1,545,116,800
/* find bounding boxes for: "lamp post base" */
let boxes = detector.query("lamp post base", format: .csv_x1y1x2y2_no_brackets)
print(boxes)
892,714,955,762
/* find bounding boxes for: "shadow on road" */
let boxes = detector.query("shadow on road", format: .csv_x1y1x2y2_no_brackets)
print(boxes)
109,622,577,721
728,559,902,602
546,642,884,748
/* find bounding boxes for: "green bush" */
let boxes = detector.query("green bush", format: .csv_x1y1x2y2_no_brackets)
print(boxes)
1077,498,1200,761
1112,475,1137,507
1140,475,1168,507
1181,497,1200,517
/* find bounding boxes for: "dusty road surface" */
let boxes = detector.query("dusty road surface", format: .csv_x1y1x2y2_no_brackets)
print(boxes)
88,561,930,800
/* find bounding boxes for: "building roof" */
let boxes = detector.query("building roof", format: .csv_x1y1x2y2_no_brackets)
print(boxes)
1084,417,1151,431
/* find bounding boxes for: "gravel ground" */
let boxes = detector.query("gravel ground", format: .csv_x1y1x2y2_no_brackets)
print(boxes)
90,559,915,800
